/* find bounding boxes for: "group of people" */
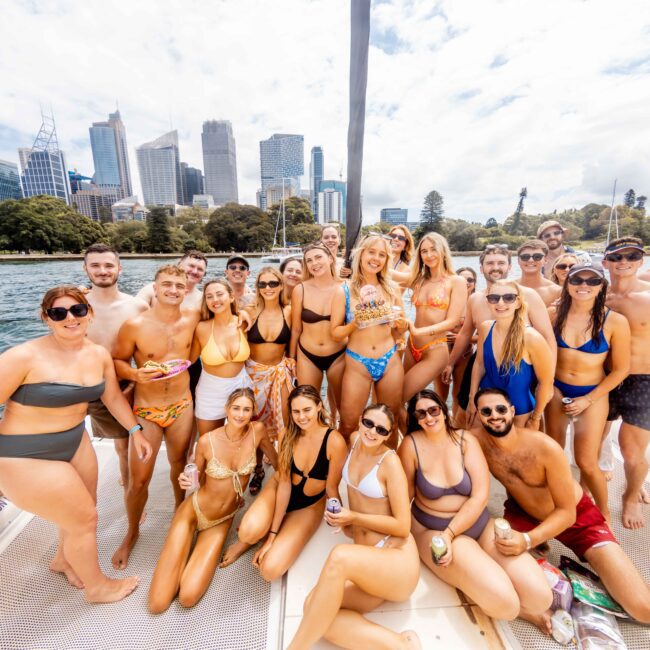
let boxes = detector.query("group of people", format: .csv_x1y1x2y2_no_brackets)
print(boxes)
0,218,649,648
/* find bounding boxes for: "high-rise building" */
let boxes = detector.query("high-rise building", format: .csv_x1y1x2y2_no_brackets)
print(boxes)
135,130,183,206
89,110,133,199
317,180,347,224
19,112,71,204
380,208,409,226
310,146,324,220
181,163,204,205
258,133,304,209
112,196,147,222
0,160,23,201
202,120,238,205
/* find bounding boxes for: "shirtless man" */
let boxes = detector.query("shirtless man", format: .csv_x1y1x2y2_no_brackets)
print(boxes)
83,243,148,486
442,245,557,423
603,237,650,529
515,240,561,307
472,387,650,628
537,220,589,278
136,250,207,310
111,265,201,569
224,254,255,309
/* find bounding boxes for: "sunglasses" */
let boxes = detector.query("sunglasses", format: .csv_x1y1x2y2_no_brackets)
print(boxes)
47,303,90,321
541,230,563,239
463,277,476,284
361,417,391,437
604,251,644,263
484,244,509,251
555,263,575,271
519,253,544,262
479,405,510,417
486,293,518,304
389,233,407,243
413,405,442,421
258,280,281,289
568,276,603,286
228,264,248,271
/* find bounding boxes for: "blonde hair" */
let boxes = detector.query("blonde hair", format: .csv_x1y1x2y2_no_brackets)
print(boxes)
302,243,337,280
410,232,454,290
154,264,187,281
254,266,285,312
201,279,238,321
350,235,399,304
550,253,578,285
490,280,528,371
389,225,414,265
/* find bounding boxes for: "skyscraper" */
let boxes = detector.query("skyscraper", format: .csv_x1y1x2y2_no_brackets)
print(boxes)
135,130,183,206
181,163,204,205
380,208,409,226
258,133,304,209
0,160,23,201
310,146,324,220
318,180,347,224
19,112,70,204
89,110,133,198
202,120,238,205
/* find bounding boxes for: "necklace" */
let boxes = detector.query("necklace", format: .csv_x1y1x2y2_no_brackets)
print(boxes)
224,423,247,449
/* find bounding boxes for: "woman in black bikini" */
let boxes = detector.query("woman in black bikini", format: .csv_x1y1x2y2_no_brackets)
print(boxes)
220,385,346,577
290,244,346,410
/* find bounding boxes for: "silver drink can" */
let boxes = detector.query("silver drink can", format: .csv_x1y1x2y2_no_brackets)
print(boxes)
184,463,199,491
494,517,512,540
326,498,341,525
562,397,577,422
430,535,448,565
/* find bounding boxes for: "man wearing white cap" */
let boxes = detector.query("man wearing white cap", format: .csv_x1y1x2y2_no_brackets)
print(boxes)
537,220,589,278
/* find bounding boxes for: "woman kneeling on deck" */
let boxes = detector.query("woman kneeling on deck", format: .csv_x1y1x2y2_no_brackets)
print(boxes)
148,388,276,613
287,404,421,650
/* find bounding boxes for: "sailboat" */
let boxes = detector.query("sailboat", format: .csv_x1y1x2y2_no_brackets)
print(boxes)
261,184,302,263
590,180,619,260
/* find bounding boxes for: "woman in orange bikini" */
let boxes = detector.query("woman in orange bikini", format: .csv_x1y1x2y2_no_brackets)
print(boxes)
402,233,466,407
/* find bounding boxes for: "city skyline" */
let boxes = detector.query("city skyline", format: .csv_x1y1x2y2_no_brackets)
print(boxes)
201,120,238,205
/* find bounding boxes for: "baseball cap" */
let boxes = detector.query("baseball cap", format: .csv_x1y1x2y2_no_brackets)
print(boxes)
604,238,645,256
537,220,566,238
567,260,605,280
226,254,249,269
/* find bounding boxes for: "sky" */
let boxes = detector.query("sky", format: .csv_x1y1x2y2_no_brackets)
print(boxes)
1,0,650,224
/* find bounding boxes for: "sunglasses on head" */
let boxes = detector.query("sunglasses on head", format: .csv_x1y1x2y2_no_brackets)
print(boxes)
555,263,575,271
228,264,248,271
479,405,510,417
519,253,544,262
389,233,407,243
47,303,89,321
541,230,563,239
604,251,644,263
361,417,391,437
568,276,603,286
486,293,518,304
485,244,508,252
413,404,442,420
258,280,281,289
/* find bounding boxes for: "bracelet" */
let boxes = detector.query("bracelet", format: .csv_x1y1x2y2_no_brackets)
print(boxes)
269,530,278,536
127,424,143,436
523,532,532,550
445,525,456,540
530,413,542,421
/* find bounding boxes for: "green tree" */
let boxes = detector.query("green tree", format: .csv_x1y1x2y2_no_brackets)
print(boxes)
485,217,499,228
110,221,148,252
205,203,274,251
635,195,647,213
146,207,173,253
419,190,444,234
624,189,636,208
98,206,113,223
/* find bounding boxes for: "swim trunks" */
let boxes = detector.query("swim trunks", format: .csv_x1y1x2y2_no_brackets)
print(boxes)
607,374,650,430
133,398,192,429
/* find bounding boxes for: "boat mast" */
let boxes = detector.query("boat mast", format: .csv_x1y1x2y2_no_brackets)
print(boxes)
282,177,287,249
606,179,618,246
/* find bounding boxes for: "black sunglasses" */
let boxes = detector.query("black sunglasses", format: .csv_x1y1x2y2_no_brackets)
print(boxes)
47,303,90,321
568,276,603,286
519,253,545,262
228,264,248,271
555,263,575,271
389,233,407,243
541,230,563,239
464,277,476,284
479,405,510,417
258,280,281,289
605,251,644,263
361,417,391,437
413,405,442,421
486,293,518,304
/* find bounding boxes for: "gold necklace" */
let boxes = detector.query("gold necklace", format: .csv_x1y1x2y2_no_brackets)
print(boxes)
224,423,247,449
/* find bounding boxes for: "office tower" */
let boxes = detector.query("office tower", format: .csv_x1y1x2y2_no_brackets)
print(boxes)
181,162,204,205
202,120,238,205
135,130,183,206
19,112,70,204
317,180,347,224
89,110,133,198
0,160,23,201
380,208,409,226
112,196,147,222
310,146,324,220
258,133,304,209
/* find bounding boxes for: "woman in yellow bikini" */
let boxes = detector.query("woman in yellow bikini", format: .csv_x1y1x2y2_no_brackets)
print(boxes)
191,279,252,435
148,388,277,613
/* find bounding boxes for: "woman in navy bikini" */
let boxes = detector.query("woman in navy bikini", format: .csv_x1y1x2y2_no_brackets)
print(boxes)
399,389,552,625
546,262,630,522
287,404,421,650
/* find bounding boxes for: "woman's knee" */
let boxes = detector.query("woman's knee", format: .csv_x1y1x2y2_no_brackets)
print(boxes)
622,593,650,624
178,583,206,609
321,545,350,580
67,507,98,535
148,591,172,615
238,517,265,545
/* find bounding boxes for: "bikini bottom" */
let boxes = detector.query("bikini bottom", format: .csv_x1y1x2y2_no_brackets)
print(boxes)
554,378,597,399
298,341,345,373
133,398,192,429
192,490,240,532
409,335,447,363
411,502,490,541
0,421,85,462
346,345,398,382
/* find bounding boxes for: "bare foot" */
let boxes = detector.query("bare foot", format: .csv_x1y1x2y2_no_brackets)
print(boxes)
603,470,613,482
219,540,252,568
622,498,646,530
85,576,139,603
640,486,650,504
521,608,552,635
112,532,138,570
49,556,84,589
400,630,422,649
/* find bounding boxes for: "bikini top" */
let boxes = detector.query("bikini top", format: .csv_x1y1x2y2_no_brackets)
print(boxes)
201,320,250,366
556,310,610,355
10,381,106,407
411,431,472,500
291,428,332,483
247,311,291,345
205,429,257,497
302,306,331,324
413,280,449,311
342,437,394,499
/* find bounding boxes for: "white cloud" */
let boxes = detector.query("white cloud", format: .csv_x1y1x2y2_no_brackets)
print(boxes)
1,0,649,224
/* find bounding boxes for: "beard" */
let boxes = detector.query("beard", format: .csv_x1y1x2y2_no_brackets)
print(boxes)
482,418,514,438
89,275,118,288
546,239,562,251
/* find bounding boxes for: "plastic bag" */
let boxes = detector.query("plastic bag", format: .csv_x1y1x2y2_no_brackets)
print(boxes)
537,558,574,611
551,609,576,645
572,600,626,649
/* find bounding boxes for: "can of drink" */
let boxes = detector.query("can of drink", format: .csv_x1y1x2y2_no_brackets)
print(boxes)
430,535,447,565
494,517,512,540
184,463,199,491
326,498,341,526
562,397,577,422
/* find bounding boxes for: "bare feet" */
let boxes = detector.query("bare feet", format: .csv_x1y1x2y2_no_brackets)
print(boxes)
400,630,422,649
640,486,650,504
112,532,138,569
49,556,84,589
85,576,139,603
622,497,646,529
219,540,252,568
521,608,552,635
